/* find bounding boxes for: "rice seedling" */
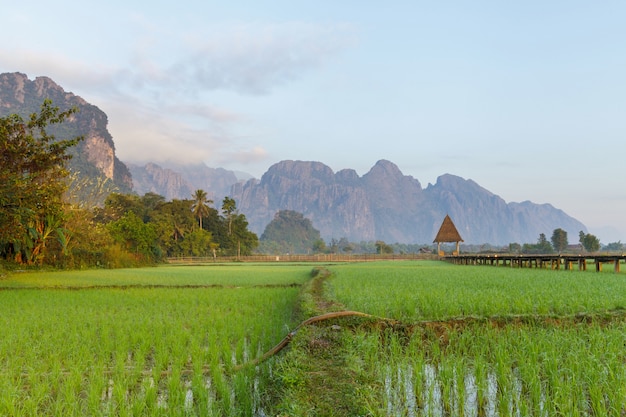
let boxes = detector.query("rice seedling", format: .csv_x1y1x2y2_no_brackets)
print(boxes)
318,261,626,416
0,264,309,416
328,260,626,320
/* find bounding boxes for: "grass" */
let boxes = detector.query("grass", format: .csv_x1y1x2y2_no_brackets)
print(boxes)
3,260,626,415
327,260,626,320
0,263,312,288
316,261,626,415
0,264,312,416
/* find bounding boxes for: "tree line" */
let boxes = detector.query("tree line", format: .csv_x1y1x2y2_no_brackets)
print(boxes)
0,100,257,268
507,228,603,254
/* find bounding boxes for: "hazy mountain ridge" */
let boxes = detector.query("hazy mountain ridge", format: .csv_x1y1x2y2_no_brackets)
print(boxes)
231,160,587,245
128,161,242,203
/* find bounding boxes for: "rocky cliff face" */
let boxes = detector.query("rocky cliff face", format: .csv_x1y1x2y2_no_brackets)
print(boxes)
231,159,587,245
232,160,377,242
129,161,241,203
0,72,133,200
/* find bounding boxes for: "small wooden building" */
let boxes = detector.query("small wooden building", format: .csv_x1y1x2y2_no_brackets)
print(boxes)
433,215,464,256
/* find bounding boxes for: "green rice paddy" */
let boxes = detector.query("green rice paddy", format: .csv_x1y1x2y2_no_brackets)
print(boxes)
1,261,625,415
0,264,311,416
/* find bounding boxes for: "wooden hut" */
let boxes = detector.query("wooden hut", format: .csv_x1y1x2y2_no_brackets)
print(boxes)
433,215,464,256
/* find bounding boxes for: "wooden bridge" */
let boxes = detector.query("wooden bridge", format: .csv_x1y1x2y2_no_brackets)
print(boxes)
442,254,626,273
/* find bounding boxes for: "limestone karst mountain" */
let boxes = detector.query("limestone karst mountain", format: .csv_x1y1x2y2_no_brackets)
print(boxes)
231,160,587,245
0,72,132,205
128,161,241,203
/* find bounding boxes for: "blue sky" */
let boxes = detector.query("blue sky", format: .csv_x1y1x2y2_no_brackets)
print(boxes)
2,1,625,242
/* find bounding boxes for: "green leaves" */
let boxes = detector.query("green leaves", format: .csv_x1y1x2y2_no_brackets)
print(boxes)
0,99,83,264
260,210,321,254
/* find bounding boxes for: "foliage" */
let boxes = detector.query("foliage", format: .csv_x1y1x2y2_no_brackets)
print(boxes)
191,189,211,230
107,211,160,262
97,192,256,260
64,170,120,209
604,241,624,252
312,239,327,254
375,240,394,254
0,99,83,264
550,228,568,252
221,196,237,236
522,233,553,254
260,210,322,254
579,230,601,252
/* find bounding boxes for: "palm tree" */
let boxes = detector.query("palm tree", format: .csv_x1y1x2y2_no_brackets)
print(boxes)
191,189,211,230
221,196,237,236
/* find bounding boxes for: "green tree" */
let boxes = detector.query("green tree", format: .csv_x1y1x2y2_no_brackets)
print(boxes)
537,233,553,253
180,229,213,257
221,196,237,236
522,233,553,254
375,240,394,254
192,189,211,230
312,239,327,254
150,199,196,257
604,241,623,252
61,206,115,268
140,192,166,220
107,211,159,261
226,212,258,256
551,228,568,252
0,99,83,264
579,231,601,253
96,193,143,223
260,210,322,254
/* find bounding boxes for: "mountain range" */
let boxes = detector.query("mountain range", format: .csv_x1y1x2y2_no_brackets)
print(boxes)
231,159,586,245
0,72,587,245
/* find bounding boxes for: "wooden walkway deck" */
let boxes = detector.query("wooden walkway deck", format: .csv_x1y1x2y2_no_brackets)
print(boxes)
442,254,626,273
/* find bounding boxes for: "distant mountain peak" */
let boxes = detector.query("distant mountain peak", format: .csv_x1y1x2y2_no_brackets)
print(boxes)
128,161,244,203
231,160,587,245
363,159,404,180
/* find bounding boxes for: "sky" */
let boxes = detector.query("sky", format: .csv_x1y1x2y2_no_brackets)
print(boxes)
2,1,625,242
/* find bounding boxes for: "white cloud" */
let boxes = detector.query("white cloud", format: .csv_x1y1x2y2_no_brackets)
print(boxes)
219,146,269,165
0,20,355,172
100,97,216,164
167,22,356,95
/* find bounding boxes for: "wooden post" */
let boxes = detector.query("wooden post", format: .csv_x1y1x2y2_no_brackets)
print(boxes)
615,259,620,273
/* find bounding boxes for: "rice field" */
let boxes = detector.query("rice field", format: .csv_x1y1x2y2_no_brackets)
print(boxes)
326,261,626,416
3,261,626,415
0,264,312,416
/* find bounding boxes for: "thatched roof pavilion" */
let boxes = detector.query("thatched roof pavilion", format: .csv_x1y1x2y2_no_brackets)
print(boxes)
433,215,464,256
